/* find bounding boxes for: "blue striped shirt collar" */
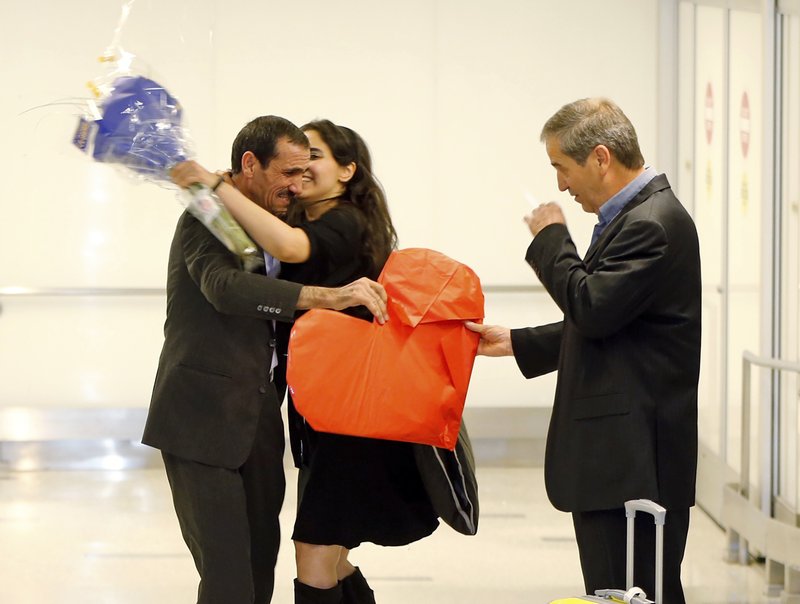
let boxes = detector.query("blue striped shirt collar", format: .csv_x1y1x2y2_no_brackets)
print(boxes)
596,166,658,229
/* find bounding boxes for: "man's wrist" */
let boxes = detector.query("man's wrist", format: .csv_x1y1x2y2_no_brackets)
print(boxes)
296,285,331,310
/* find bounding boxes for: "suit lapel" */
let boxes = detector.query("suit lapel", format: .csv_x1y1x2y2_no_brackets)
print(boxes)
583,173,671,266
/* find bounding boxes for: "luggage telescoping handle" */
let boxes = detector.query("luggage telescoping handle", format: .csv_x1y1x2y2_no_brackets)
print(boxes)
624,499,666,604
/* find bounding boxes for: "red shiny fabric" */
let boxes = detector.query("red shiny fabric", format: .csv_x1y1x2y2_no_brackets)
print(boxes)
286,248,485,450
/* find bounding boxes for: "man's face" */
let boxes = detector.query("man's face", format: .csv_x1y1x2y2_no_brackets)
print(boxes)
545,137,605,214
247,138,310,216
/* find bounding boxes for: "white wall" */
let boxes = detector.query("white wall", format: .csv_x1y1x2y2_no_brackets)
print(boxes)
0,0,659,413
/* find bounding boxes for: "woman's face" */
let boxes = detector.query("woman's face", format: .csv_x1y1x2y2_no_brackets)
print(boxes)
299,129,352,202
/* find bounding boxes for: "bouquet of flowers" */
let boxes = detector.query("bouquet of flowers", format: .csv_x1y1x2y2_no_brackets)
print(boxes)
72,6,262,271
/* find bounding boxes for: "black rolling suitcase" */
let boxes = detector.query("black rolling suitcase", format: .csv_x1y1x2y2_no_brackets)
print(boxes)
549,499,666,604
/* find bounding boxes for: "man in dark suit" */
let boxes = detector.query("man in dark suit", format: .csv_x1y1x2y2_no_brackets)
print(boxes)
468,98,700,603
143,116,388,604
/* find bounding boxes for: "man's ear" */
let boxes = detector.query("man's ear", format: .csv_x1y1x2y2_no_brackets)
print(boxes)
241,151,257,177
593,145,612,173
338,162,357,184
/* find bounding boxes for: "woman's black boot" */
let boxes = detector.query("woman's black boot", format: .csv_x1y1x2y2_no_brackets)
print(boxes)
340,567,376,604
294,579,343,604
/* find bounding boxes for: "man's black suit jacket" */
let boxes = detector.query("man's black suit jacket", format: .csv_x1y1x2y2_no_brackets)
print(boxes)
143,212,302,469
511,174,701,512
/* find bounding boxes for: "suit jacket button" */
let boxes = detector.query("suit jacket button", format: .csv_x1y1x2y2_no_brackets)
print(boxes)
268,338,277,348
275,308,282,314
257,305,263,311
258,385,267,394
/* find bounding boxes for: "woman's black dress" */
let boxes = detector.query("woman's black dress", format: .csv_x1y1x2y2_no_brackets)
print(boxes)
277,204,438,550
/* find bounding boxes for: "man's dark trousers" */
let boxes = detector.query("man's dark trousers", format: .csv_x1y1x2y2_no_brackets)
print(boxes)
162,394,285,604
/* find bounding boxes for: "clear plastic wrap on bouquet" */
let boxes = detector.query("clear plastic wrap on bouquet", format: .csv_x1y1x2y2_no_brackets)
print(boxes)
72,5,263,271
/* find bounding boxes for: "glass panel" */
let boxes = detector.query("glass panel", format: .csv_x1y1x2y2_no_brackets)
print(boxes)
726,9,763,475
780,13,800,512
677,2,696,208
0,296,165,410
692,4,727,459
0,1,216,417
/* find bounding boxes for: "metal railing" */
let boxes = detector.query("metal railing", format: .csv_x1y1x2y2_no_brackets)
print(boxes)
0,287,167,316
0,283,547,315
0,285,546,297
0,287,166,297
725,350,800,595
739,351,800,521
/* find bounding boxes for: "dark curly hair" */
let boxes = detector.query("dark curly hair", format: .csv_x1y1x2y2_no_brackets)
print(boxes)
291,119,398,273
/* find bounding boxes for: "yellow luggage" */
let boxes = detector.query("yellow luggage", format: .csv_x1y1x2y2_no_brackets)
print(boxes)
549,499,666,604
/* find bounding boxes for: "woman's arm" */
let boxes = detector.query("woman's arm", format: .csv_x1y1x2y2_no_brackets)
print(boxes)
170,160,311,263
214,180,310,262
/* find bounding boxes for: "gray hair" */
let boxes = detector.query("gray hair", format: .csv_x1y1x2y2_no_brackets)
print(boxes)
539,98,644,169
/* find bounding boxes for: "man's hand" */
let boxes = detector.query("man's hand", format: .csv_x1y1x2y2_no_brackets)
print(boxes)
524,202,566,237
297,277,389,324
464,321,513,357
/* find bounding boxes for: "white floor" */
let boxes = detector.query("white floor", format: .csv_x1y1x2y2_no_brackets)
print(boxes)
0,461,776,603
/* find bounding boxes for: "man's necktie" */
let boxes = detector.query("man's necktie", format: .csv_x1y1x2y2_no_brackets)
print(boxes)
263,251,281,379
264,252,281,278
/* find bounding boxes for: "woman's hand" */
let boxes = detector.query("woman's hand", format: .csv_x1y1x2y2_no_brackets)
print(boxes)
170,160,219,189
